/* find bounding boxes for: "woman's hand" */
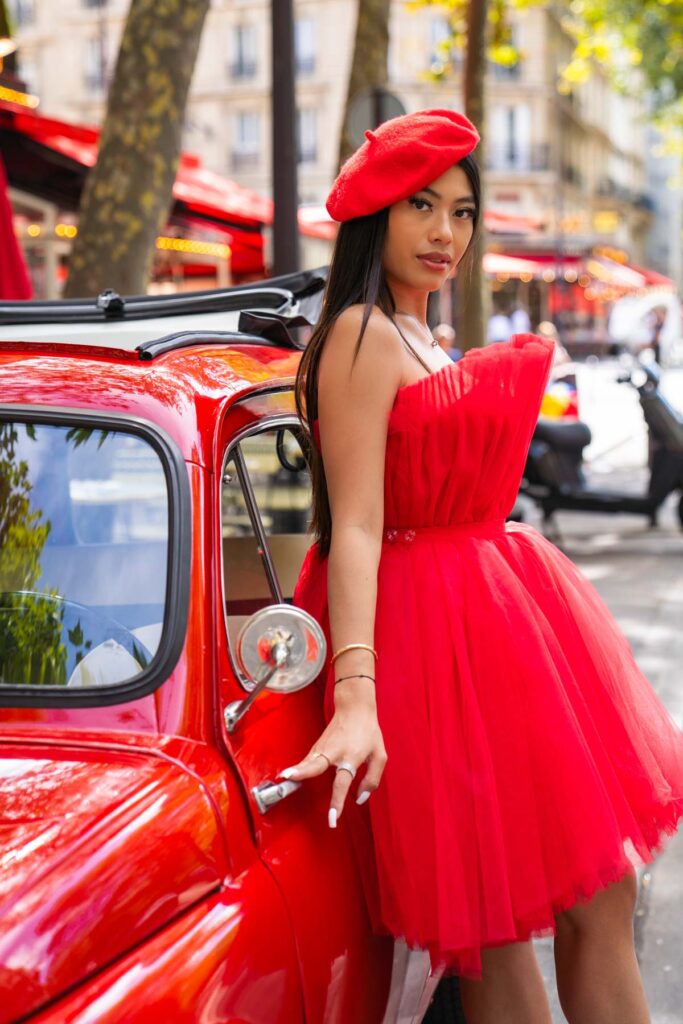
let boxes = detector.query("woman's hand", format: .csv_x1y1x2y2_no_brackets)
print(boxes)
277,695,387,828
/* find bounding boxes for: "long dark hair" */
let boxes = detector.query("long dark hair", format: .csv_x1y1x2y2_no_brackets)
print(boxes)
295,153,481,559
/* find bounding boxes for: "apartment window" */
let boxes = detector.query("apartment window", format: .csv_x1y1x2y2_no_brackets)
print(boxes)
491,60,521,81
7,0,35,27
231,111,260,171
84,36,108,93
429,16,451,71
488,104,532,171
297,108,317,165
231,24,257,79
295,18,315,76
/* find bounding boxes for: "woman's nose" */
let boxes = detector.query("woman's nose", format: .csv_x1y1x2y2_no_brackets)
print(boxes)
429,211,453,245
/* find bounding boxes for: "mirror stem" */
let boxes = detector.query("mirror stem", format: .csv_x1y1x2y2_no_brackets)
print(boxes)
224,637,290,732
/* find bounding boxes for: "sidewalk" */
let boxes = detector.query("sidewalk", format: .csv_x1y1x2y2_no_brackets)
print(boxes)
528,478,683,1021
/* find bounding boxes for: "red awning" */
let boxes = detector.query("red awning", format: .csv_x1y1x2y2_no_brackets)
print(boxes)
0,151,32,299
482,253,547,277
0,98,327,279
484,209,545,234
2,101,269,226
585,256,647,289
626,262,675,289
296,204,337,240
0,99,268,275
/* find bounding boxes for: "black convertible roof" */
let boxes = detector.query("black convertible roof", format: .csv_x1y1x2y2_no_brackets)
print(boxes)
0,268,327,356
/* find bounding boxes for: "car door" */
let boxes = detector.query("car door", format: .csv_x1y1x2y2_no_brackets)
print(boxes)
214,387,394,1024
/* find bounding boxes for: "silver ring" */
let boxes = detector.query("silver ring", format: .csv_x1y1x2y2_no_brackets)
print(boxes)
312,750,331,767
335,760,356,780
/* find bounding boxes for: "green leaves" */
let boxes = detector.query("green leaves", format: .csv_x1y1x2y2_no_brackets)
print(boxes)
410,0,683,143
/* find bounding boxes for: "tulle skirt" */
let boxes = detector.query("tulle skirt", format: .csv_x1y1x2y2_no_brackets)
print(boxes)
293,517,683,979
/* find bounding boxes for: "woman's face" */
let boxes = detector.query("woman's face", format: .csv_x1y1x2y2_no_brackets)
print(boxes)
382,164,476,291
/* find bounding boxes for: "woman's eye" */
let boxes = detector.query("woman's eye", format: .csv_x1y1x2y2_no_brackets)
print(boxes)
455,208,476,219
409,196,431,211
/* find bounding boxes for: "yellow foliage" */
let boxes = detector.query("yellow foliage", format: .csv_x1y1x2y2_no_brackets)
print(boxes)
563,58,591,84
488,43,518,66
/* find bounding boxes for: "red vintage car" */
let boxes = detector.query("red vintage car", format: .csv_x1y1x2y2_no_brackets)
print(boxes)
0,273,453,1024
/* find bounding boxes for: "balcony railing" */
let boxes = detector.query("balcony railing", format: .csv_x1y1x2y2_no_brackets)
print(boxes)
229,60,257,80
485,144,551,173
295,55,316,76
230,149,260,171
297,145,317,165
489,61,521,81
597,178,656,210
84,71,107,93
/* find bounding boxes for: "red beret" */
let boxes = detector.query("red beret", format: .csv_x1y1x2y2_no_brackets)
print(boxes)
326,107,480,222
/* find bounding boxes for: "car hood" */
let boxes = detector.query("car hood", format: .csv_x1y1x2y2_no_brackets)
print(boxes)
0,741,226,1023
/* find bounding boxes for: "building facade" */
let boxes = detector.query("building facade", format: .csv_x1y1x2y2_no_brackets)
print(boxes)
7,0,680,295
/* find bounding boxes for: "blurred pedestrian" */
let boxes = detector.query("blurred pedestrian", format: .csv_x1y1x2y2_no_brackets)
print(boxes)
433,322,461,361
510,303,531,334
645,307,667,364
487,307,513,343
537,320,571,366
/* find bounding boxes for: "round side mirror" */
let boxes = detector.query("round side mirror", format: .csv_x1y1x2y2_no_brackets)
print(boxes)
235,604,326,694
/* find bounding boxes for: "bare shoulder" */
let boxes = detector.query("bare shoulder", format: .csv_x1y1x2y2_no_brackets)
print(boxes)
318,304,403,414
328,303,399,348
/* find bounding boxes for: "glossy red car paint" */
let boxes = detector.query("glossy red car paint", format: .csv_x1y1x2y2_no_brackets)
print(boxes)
0,339,394,1023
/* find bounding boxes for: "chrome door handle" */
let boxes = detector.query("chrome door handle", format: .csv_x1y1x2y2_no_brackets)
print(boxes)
252,778,301,814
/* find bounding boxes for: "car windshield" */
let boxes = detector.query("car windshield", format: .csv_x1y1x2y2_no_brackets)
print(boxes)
0,420,169,690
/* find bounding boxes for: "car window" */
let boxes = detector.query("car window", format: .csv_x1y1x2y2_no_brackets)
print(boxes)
221,423,313,675
0,420,169,690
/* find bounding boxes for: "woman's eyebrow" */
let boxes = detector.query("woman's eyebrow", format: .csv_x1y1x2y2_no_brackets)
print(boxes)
420,187,476,203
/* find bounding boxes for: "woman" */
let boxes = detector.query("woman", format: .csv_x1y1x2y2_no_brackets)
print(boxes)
281,109,682,1023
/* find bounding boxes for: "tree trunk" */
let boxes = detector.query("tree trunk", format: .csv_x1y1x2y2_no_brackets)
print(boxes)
457,0,489,352
64,0,210,298
338,0,391,169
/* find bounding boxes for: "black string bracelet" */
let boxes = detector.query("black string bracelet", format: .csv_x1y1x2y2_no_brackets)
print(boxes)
334,673,376,686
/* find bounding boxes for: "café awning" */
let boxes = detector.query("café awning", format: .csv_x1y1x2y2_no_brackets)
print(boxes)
0,98,272,276
626,262,675,289
1,98,347,274
585,256,647,290
482,253,547,277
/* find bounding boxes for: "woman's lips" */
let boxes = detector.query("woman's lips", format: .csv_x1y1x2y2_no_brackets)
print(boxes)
417,254,451,273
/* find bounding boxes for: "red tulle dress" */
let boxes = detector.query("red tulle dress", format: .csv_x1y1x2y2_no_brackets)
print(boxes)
292,333,683,980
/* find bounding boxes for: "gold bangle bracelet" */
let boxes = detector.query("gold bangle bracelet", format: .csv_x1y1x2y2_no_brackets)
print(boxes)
330,642,378,664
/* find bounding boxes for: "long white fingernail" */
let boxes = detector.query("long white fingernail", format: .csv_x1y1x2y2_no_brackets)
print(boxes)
328,808,337,828
279,767,297,779
356,791,370,805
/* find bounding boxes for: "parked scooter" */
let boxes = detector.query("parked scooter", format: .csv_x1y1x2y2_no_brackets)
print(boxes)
520,357,683,530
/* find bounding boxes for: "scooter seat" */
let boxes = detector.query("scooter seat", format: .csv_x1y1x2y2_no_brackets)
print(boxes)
534,419,592,451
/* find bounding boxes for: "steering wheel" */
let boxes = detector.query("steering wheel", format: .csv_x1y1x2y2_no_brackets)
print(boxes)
0,591,154,684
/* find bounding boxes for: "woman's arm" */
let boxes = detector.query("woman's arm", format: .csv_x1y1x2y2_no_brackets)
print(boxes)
321,306,403,705
279,306,404,825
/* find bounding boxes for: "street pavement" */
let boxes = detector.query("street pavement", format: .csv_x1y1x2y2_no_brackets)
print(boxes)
525,357,683,1021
